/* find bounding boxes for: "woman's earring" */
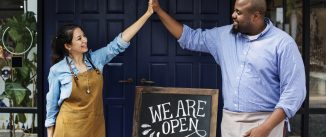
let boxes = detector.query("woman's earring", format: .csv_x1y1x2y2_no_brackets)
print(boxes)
68,48,71,51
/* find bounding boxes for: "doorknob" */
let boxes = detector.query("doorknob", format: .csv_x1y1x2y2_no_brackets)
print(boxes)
140,78,155,85
118,78,133,84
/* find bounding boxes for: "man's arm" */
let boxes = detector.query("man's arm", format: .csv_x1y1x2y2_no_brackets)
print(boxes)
245,41,306,137
244,108,286,137
152,0,183,39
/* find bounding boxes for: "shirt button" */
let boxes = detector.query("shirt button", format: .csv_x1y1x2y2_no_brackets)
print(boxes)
240,65,244,68
234,104,237,107
236,76,240,79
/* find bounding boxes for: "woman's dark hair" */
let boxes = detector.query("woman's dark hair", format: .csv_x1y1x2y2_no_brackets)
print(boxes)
51,24,84,64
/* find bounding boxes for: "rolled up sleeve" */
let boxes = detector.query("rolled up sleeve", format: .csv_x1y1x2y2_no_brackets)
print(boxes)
275,42,306,118
116,33,130,48
177,24,210,53
90,33,130,70
45,70,61,127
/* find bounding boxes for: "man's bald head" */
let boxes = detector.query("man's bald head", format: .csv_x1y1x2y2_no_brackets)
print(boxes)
233,0,267,35
248,0,267,16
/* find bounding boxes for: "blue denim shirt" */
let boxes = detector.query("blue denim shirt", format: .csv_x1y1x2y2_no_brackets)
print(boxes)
178,19,306,119
45,33,129,127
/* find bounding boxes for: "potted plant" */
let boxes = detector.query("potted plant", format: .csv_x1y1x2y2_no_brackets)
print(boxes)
0,11,37,137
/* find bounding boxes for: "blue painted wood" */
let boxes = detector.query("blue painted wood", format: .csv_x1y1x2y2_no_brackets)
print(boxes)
44,0,136,136
44,0,230,136
136,0,230,136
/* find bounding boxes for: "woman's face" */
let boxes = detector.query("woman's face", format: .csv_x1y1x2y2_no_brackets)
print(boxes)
65,27,88,55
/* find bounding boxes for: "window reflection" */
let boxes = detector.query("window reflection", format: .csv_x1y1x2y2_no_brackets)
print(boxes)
309,0,326,108
309,114,326,137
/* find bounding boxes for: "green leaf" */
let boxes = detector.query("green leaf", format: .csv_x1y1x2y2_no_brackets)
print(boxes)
0,94,8,100
8,28,23,41
15,115,19,124
4,82,28,106
16,66,31,83
17,113,27,123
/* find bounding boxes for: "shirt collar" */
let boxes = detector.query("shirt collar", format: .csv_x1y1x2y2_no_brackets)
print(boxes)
66,54,92,72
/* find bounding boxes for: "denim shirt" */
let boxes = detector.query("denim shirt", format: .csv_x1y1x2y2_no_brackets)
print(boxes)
178,19,306,120
45,33,129,127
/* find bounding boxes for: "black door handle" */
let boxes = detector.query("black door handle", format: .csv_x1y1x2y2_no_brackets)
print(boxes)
118,78,133,84
140,78,155,85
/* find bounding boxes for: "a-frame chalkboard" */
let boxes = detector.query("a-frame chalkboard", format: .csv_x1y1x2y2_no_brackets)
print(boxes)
132,86,219,137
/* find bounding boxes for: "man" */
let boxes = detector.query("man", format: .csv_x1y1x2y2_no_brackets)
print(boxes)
152,0,306,136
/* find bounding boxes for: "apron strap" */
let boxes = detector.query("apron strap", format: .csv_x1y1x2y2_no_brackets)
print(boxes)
85,52,100,74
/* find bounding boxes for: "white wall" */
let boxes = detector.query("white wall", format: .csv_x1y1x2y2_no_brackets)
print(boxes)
27,0,37,20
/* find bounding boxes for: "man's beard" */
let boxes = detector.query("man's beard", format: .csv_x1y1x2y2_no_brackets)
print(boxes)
231,21,251,34
231,23,240,34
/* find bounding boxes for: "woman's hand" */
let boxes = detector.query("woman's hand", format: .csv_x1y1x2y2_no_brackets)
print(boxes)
146,0,154,16
121,0,153,42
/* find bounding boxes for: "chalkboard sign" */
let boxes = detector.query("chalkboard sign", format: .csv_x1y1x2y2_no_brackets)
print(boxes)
132,86,219,137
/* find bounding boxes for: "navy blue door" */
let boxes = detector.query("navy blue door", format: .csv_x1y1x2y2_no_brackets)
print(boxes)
136,0,230,135
137,0,229,87
44,0,136,136
44,0,230,136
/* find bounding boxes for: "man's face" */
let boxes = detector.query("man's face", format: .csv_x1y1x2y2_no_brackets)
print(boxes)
232,0,254,34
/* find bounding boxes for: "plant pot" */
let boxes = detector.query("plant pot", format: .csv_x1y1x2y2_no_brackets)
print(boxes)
0,129,25,137
0,129,11,137
23,133,37,137
23,127,38,137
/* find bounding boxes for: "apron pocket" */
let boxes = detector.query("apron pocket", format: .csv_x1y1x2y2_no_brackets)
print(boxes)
239,122,259,136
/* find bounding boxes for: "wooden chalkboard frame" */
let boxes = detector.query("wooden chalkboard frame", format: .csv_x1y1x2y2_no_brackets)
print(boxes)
132,86,219,137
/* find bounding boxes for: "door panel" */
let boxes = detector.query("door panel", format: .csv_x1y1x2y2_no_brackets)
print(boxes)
136,0,229,136
137,0,228,88
44,0,136,137
45,0,229,136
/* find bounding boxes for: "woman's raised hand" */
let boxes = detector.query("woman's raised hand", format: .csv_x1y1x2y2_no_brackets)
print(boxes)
146,0,154,16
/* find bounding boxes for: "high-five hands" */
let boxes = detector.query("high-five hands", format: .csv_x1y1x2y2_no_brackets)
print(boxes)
152,0,161,12
146,0,154,15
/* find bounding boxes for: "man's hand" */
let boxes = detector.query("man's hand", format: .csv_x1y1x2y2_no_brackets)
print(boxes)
244,108,285,137
152,0,161,12
243,124,271,137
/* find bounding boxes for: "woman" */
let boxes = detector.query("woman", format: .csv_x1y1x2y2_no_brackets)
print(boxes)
45,1,153,137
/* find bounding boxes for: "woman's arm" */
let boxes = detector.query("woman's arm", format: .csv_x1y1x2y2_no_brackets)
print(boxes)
89,0,153,68
121,0,153,42
47,126,54,137
45,69,61,136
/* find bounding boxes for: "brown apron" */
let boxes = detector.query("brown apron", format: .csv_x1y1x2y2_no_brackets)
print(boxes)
53,69,105,137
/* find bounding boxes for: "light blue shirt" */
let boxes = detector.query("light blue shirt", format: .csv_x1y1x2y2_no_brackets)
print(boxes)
178,19,306,119
45,33,130,127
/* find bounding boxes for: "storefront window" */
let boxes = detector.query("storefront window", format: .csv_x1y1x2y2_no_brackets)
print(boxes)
309,114,326,136
288,114,302,137
309,0,326,108
0,0,38,136
266,0,303,51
